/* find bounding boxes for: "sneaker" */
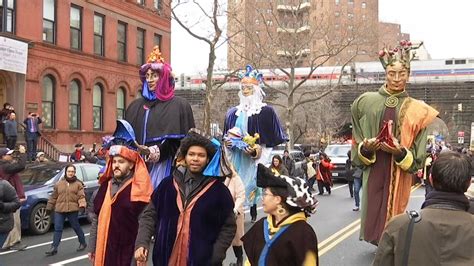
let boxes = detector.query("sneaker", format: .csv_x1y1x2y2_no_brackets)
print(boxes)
250,217,256,223
9,242,28,251
352,207,359,211
76,243,87,252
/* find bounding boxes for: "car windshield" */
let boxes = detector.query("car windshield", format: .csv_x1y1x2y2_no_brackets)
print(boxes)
324,145,351,157
20,167,62,186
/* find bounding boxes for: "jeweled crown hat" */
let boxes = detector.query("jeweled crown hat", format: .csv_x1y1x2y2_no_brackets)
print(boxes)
378,40,423,70
238,65,263,86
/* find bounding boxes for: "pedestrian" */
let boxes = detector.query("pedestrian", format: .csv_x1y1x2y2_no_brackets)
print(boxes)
23,112,42,162
345,150,355,198
348,150,363,211
242,164,319,265
270,155,289,176
282,150,295,177
351,41,438,245
125,46,195,190
0,179,21,249
223,64,287,223
45,164,87,256
134,129,236,266
316,153,334,195
224,168,246,266
373,152,474,265
88,144,153,266
0,145,27,251
4,112,17,150
302,151,317,192
35,152,49,162
0,103,14,144
70,143,85,162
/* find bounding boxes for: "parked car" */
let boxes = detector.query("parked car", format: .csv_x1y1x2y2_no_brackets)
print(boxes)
324,143,351,181
265,149,306,177
19,162,102,235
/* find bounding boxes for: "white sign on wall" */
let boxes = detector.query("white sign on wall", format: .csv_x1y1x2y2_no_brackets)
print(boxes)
0,36,28,74
470,122,474,150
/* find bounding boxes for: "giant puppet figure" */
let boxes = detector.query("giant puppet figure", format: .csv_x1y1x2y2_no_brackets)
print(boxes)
223,65,287,222
351,41,439,244
125,46,195,189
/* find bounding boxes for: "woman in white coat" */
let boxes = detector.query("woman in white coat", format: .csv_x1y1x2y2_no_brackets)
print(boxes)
224,169,246,266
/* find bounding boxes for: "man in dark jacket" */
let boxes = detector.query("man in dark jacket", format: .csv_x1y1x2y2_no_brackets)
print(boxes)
0,179,21,248
282,150,295,177
134,130,236,266
23,112,42,161
373,152,474,266
0,146,27,251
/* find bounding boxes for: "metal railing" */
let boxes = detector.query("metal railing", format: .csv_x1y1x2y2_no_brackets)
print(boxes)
38,135,67,161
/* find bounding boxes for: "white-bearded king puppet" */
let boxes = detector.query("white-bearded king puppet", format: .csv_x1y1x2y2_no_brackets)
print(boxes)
223,65,287,222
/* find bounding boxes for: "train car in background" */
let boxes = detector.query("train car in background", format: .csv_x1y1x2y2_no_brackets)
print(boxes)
175,58,474,90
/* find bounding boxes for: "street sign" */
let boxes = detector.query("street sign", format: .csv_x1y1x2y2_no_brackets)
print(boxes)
458,137,464,144
457,131,464,137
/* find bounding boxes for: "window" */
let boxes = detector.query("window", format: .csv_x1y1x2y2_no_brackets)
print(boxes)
137,0,144,5
42,75,55,128
42,0,55,42
69,80,81,130
0,0,15,33
348,13,354,19
137,28,145,65
154,33,162,48
335,0,340,5
362,2,367,8
82,165,101,182
455,59,466,64
348,0,354,4
94,13,104,56
117,21,127,62
335,11,340,17
93,84,103,130
153,0,162,10
70,5,82,50
117,87,126,119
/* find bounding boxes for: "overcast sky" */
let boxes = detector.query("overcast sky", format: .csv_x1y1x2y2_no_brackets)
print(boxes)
170,0,474,74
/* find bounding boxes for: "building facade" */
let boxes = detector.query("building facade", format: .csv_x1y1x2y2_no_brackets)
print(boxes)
0,0,169,151
227,0,409,69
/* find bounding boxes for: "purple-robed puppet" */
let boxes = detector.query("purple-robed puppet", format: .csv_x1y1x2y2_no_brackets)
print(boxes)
125,46,195,189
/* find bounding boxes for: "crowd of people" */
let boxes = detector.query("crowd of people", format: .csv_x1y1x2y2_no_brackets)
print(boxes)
0,42,473,266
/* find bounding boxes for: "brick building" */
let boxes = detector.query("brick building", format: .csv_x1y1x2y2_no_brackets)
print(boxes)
0,0,169,152
227,0,409,69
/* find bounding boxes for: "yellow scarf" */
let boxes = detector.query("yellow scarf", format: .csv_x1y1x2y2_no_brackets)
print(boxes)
267,212,306,235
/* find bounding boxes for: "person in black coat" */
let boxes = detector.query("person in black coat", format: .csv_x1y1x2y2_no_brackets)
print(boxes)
0,179,21,248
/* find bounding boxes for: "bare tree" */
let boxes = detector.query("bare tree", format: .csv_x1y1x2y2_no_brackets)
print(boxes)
169,0,239,134
228,0,377,148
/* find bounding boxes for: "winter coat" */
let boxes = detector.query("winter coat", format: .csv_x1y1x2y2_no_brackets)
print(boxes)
224,174,246,246
345,159,355,182
373,206,474,266
282,156,295,176
0,179,21,233
46,177,86,213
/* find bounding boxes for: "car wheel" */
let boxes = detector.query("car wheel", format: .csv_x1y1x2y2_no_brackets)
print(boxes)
29,203,51,235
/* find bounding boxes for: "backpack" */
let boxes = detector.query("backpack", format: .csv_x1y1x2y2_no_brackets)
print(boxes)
306,161,316,179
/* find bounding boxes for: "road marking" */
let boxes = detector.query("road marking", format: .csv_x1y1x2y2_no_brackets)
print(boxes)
318,219,361,249
319,225,360,256
50,255,88,266
0,233,90,256
332,184,348,191
317,183,422,255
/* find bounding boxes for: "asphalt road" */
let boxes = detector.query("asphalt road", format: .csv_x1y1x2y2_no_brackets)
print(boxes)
0,183,426,266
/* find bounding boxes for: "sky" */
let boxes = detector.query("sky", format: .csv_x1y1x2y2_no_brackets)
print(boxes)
170,0,474,74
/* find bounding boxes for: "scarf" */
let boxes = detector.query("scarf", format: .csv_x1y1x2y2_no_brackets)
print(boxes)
422,190,470,211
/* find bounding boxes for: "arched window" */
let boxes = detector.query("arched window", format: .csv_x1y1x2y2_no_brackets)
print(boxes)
116,87,126,119
69,80,81,129
93,83,103,130
42,75,55,128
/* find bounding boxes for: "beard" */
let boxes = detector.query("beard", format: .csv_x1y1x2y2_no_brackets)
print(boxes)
237,89,266,116
113,168,130,180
